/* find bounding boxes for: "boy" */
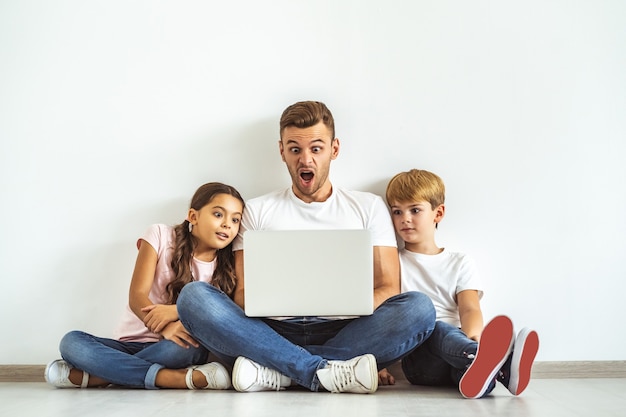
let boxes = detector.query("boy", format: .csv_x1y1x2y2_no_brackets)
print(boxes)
382,169,539,398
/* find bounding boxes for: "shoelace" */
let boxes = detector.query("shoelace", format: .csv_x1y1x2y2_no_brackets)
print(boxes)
187,365,219,389
204,367,219,389
51,360,88,388
257,366,283,391
326,361,356,393
58,362,75,387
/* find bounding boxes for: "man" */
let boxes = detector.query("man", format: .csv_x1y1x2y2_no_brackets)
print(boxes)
178,101,435,393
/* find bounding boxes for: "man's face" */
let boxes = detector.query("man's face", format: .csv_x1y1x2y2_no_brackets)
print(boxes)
279,122,339,203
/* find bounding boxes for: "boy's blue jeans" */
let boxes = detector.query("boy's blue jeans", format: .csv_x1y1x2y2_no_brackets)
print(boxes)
59,330,209,389
401,320,495,395
177,281,436,391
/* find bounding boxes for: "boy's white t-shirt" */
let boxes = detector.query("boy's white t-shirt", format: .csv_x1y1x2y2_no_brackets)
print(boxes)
232,186,398,249
114,224,217,343
399,248,484,328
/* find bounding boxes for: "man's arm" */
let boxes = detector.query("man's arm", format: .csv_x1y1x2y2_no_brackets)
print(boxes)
233,250,245,309
373,246,400,309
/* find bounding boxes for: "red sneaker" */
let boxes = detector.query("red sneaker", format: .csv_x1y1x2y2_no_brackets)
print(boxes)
459,315,515,399
499,328,540,395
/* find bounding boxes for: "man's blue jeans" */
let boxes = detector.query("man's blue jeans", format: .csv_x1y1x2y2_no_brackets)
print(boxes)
401,320,495,395
59,330,209,389
177,281,436,391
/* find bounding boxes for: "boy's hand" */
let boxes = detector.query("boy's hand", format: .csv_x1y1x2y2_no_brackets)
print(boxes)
378,368,396,385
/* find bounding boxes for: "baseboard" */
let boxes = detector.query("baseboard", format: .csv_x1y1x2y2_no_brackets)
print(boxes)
531,361,626,378
1,361,625,383
0,365,46,382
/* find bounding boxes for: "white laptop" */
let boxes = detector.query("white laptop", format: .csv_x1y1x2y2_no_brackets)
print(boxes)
243,229,373,317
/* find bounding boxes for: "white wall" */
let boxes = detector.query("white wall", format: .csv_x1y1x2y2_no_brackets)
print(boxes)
1,0,625,364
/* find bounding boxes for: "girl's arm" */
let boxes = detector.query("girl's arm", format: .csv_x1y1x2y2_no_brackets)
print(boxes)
457,290,483,342
128,240,178,332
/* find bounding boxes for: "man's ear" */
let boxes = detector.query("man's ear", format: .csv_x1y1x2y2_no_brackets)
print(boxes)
331,138,340,160
279,140,285,162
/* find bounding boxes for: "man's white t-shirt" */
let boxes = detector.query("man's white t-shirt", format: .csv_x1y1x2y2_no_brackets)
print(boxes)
399,248,483,328
232,186,398,249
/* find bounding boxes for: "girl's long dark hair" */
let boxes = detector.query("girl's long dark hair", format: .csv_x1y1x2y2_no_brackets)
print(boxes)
166,182,244,303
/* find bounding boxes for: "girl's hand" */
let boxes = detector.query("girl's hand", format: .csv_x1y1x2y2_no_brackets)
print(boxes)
378,368,396,385
141,304,179,333
159,321,200,349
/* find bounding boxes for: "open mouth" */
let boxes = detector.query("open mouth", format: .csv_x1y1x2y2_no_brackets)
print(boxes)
300,171,314,183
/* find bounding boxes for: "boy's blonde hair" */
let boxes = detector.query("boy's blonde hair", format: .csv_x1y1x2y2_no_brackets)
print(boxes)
385,169,445,209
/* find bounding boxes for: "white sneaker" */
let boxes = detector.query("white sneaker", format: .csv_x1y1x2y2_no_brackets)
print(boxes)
231,357,291,392
186,362,231,390
45,359,89,388
316,354,378,394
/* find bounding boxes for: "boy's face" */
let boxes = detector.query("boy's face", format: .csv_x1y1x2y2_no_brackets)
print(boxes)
389,200,444,248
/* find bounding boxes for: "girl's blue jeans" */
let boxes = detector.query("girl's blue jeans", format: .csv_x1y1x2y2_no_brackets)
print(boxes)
59,330,209,389
177,281,436,391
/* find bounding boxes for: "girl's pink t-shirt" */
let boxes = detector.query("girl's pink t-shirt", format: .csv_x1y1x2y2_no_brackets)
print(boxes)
113,224,216,342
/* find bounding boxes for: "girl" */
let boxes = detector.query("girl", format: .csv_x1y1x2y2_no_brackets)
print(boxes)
45,182,245,390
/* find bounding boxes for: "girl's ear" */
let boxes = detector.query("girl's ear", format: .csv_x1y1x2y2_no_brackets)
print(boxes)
434,204,445,224
187,208,198,224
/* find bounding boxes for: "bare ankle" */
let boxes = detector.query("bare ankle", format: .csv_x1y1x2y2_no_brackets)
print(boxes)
68,369,86,386
192,369,208,388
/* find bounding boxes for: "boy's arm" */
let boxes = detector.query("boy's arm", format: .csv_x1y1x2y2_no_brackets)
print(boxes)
457,290,483,342
373,246,400,309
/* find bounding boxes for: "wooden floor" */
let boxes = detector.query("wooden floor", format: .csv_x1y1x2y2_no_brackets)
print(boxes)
1,378,625,417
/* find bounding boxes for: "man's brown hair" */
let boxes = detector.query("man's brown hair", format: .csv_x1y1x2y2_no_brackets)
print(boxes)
279,101,335,140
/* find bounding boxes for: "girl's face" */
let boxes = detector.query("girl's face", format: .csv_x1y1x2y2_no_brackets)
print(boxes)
188,193,243,254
